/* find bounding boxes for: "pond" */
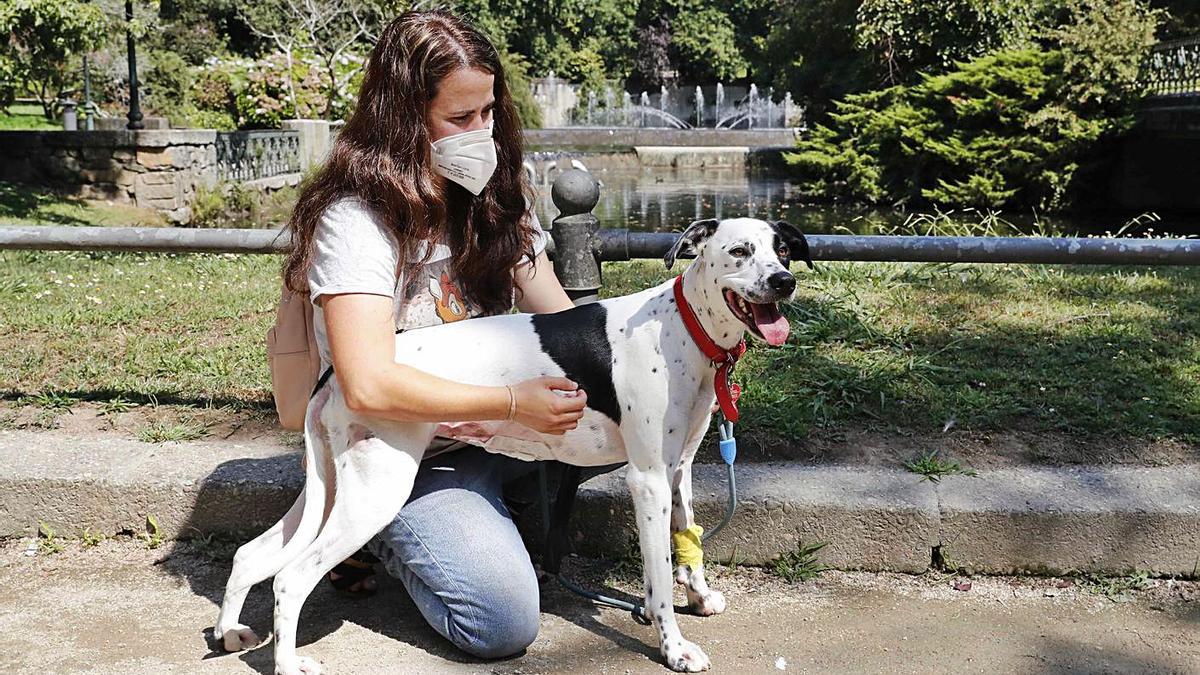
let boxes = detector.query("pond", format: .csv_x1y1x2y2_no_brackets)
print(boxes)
532,167,1200,239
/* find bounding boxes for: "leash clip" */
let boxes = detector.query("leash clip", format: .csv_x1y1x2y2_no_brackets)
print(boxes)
717,417,737,465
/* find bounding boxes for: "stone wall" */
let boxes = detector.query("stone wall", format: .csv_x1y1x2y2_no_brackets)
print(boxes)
0,130,219,223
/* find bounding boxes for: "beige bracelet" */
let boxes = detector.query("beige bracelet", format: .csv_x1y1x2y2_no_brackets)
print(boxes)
505,385,517,421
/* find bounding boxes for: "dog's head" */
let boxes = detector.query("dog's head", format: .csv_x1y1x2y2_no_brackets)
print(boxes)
665,217,813,346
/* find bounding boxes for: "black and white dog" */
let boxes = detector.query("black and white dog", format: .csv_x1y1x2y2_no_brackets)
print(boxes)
215,217,812,673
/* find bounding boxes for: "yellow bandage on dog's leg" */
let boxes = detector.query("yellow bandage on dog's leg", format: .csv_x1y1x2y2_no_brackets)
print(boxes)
672,524,705,569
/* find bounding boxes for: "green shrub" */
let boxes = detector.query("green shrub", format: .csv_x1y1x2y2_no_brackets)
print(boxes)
145,50,193,115
190,180,296,228
500,50,542,129
787,0,1161,211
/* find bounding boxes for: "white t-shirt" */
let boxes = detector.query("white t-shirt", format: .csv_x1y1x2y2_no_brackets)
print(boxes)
306,196,548,368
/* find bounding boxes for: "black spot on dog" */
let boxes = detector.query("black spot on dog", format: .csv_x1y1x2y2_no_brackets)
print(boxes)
660,602,667,609
532,305,621,423
668,428,674,434
662,507,668,515
652,367,657,373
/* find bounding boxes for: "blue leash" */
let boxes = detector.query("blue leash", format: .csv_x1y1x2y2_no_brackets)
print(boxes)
541,414,739,623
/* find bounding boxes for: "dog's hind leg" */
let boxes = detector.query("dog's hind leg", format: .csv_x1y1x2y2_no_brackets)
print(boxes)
670,458,726,617
271,433,421,675
215,393,334,652
214,490,305,652
627,464,711,672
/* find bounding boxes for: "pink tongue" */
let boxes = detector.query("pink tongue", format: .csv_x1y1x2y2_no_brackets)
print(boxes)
750,302,789,345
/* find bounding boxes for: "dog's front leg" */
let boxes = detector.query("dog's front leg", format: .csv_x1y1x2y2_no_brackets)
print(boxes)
671,458,725,617
627,466,711,672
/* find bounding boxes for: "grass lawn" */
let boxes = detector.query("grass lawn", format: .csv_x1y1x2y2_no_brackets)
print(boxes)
0,181,166,227
0,103,61,131
1,247,1198,465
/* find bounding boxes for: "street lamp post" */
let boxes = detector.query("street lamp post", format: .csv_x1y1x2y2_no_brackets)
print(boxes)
124,0,143,130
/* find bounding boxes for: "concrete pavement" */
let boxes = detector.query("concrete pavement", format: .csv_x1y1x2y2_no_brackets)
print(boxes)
0,539,1197,674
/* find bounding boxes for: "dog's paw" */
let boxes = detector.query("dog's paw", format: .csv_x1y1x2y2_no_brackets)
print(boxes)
663,639,711,672
276,655,322,675
688,589,726,616
220,624,261,652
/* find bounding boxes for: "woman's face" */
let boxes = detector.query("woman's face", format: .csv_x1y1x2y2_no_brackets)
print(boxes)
427,67,495,142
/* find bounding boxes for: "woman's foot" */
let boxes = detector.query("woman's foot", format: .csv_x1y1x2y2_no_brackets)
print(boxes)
327,548,379,597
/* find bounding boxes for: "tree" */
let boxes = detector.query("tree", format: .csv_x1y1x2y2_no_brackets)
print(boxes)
754,0,874,119
1152,0,1200,40
237,0,431,120
0,0,108,118
855,0,1041,85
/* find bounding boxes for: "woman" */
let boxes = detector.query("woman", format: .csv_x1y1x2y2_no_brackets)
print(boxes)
281,9,588,659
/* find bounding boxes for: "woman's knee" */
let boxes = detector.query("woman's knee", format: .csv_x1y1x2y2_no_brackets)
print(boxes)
448,581,540,658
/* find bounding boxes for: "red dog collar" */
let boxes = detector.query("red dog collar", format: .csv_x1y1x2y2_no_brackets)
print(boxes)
673,275,747,422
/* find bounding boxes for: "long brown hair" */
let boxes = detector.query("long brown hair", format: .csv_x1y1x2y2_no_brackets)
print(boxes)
283,9,535,315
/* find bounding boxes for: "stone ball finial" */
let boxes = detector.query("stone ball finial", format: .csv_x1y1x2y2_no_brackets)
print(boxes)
551,168,599,218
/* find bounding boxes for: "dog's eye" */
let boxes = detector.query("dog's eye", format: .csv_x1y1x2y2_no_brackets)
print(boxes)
777,246,789,258
728,246,749,258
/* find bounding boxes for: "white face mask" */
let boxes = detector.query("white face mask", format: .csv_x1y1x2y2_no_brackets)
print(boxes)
429,125,498,196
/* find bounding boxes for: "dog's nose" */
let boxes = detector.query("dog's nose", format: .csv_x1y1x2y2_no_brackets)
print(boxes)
767,271,796,295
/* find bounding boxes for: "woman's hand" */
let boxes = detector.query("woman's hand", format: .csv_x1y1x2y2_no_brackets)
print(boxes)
510,376,587,434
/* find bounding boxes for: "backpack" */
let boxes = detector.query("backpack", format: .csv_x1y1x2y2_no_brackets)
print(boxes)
266,284,322,431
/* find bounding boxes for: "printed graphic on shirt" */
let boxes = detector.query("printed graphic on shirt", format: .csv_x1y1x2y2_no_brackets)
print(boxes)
429,270,469,323
393,255,483,331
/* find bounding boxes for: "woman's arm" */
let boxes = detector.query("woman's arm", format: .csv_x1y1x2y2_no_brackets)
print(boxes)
514,250,575,314
322,292,586,432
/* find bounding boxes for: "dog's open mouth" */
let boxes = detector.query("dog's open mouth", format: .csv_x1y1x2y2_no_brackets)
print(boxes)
723,289,789,346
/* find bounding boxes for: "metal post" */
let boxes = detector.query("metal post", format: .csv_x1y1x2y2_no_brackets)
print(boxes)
60,100,78,131
124,0,144,130
83,55,94,131
549,169,602,305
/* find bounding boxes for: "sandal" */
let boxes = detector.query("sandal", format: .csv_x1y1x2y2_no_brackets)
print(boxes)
328,548,380,597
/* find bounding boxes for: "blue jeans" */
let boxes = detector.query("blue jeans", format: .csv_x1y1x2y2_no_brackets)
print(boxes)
365,444,544,659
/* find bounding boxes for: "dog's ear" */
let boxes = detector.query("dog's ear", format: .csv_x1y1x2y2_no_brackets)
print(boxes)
664,219,719,271
772,220,814,270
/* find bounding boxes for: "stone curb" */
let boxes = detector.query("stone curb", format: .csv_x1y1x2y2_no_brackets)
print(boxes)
1,429,1196,575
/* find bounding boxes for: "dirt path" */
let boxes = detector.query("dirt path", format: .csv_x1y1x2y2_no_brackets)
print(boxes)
1,539,1197,674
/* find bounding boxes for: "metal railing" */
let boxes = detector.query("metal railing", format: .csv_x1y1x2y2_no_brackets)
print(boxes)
1143,36,1200,99
3,171,1200,288
215,130,302,182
